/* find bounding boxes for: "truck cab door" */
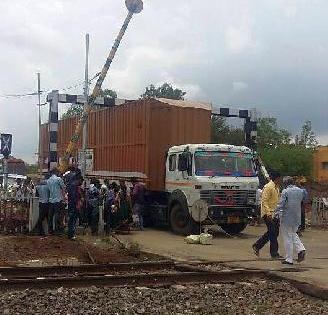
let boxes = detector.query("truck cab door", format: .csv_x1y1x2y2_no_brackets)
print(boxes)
166,153,178,191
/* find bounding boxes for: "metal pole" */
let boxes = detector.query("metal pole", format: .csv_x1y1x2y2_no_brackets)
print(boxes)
37,72,41,175
82,34,90,177
3,158,8,199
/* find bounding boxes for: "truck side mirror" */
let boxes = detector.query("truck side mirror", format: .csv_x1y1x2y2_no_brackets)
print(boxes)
178,153,188,172
178,152,192,175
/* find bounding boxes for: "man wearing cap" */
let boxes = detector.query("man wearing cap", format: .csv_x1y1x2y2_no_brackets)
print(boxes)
274,176,306,265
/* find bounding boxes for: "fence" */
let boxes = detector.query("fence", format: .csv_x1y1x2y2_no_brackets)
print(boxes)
311,197,328,227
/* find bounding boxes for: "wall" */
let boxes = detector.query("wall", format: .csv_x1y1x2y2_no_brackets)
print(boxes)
313,146,328,183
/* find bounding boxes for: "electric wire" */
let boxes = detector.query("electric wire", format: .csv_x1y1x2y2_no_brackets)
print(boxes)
0,72,100,99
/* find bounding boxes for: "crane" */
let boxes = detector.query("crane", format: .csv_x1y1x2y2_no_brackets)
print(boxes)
59,0,144,173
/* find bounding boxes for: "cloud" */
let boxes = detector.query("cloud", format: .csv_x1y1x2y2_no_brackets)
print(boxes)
225,26,257,54
233,81,248,92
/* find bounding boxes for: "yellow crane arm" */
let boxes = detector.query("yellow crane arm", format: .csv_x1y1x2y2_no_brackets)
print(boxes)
59,0,143,173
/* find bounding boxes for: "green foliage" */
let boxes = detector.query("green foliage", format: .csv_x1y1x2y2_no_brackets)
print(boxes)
140,83,186,100
210,115,315,176
259,145,313,176
99,89,118,99
296,120,318,149
61,88,117,119
257,117,291,148
61,104,83,119
210,117,244,146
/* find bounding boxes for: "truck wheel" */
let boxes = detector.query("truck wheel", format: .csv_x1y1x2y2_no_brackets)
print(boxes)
221,223,247,235
169,202,197,236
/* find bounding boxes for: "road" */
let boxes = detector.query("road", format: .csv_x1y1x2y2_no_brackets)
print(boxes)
120,225,328,290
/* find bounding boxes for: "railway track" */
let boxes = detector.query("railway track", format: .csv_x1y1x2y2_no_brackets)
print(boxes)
0,261,267,290
0,260,327,300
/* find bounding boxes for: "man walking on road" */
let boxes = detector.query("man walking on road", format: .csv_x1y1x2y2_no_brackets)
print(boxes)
47,168,66,234
274,177,306,265
252,171,282,259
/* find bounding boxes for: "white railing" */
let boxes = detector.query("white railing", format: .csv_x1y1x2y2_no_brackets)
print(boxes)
311,197,328,226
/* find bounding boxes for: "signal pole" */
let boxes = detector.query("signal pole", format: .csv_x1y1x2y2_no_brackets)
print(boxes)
37,72,41,175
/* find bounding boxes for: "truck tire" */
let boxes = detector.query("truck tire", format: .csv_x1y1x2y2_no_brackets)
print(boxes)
221,223,248,235
169,193,197,235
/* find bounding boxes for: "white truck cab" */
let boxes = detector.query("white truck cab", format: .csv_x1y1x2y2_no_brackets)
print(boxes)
164,144,259,235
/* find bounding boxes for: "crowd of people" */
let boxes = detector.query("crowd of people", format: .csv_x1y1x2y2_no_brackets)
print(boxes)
35,167,146,240
252,171,309,265
10,165,310,266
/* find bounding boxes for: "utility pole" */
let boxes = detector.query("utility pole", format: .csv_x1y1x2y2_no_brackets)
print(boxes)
82,33,90,177
37,72,42,175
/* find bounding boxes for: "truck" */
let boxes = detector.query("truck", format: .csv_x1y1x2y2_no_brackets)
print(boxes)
145,143,258,235
41,98,259,235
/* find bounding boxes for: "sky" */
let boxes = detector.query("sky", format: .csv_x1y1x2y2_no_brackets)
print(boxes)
0,0,328,163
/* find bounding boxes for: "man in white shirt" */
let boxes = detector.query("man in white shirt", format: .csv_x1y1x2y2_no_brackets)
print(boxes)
274,177,306,265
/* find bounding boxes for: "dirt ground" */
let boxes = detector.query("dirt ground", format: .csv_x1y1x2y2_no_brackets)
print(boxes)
0,235,160,266
119,225,328,290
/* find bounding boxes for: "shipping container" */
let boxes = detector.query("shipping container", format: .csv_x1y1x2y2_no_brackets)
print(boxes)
40,98,211,190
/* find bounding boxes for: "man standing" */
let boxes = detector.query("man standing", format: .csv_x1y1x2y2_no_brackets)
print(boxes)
87,179,101,235
131,178,145,231
274,177,306,265
47,168,65,234
252,171,282,259
297,177,308,234
67,171,83,240
35,176,50,236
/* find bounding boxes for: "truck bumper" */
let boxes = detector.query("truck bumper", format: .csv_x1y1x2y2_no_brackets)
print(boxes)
204,205,257,225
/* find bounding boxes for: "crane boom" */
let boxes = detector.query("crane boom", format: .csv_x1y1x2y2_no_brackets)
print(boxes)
59,0,143,173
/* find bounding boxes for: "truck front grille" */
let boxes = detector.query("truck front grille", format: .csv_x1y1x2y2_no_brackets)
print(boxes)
200,190,255,206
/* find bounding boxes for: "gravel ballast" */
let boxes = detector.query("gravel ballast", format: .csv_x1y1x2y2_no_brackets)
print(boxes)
1,280,327,315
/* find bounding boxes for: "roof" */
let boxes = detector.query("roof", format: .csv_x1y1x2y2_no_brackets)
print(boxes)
0,157,25,164
156,98,212,111
169,144,253,154
8,158,25,164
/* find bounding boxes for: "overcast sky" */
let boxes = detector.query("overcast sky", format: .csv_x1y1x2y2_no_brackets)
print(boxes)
0,0,327,163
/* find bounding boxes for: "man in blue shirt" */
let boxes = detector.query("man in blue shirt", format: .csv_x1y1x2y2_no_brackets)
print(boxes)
274,177,306,265
35,175,50,236
47,168,65,234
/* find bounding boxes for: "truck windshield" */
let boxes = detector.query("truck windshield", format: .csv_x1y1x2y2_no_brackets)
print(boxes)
195,151,256,177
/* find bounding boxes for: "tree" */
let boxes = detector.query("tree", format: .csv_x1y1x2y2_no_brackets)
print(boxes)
259,145,313,177
99,89,117,99
257,117,291,148
61,104,83,119
140,83,186,100
297,120,318,149
61,88,117,119
211,117,244,146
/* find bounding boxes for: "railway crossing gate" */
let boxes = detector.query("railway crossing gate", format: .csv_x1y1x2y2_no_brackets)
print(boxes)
45,90,127,171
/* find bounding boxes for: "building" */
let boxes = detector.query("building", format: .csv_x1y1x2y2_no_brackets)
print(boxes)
313,146,328,183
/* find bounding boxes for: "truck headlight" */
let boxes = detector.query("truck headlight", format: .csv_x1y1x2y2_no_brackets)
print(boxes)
190,199,208,222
